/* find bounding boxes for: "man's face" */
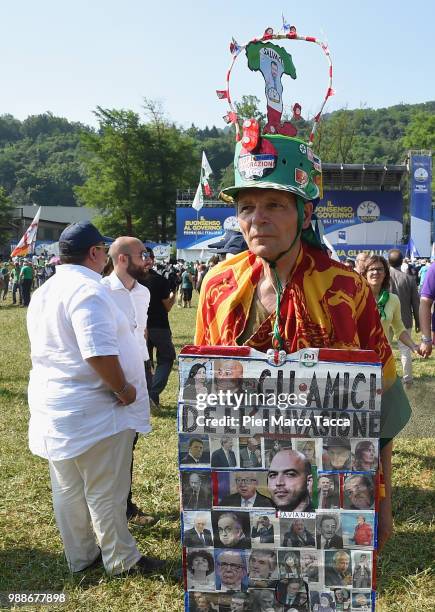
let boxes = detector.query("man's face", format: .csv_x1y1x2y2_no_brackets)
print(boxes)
247,438,259,452
320,518,337,539
215,360,243,391
249,551,273,579
230,597,247,612
220,437,233,452
259,590,275,609
271,62,278,78
194,516,206,533
237,189,313,262
355,253,368,273
235,473,257,499
293,519,304,534
335,553,350,574
327,445,350,469
142,252,153,273
218,552,245,586
189,441,204,459
189,474,201,492
319,477,332,493
125,244,147,280
218,515,243,546
287,581,300,596
345,477,372,509
267,450,310,509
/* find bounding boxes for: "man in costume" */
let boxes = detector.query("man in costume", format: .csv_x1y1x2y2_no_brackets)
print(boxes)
195,128,411,550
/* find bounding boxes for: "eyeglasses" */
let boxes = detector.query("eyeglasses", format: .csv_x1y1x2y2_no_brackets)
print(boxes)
141,252,151,260
218,562,244,570
367,267,385,274
235,478,257,485
94,245,109,253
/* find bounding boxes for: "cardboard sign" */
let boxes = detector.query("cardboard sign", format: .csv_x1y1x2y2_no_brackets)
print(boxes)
178,347,379,611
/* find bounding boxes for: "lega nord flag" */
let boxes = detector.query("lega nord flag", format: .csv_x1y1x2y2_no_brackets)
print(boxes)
201,151,213,196
11,207,41,257
192,182,204,212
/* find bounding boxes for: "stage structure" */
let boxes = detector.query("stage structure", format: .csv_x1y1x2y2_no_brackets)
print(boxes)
176,163,407,260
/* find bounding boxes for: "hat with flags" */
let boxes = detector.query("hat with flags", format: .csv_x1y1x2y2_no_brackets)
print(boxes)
216,23,333,208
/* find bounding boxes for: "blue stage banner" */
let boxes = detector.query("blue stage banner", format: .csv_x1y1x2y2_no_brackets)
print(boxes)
176,207,237,250
317,191,403,252
410,154,432,256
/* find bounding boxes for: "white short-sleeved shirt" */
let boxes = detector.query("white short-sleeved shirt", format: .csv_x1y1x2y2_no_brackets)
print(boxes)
100,271,150,360
27,264,151,461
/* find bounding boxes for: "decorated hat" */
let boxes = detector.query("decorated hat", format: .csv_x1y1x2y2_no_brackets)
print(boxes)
216,20,333,204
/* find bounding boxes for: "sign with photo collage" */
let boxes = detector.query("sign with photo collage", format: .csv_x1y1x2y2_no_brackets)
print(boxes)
178,346,381,612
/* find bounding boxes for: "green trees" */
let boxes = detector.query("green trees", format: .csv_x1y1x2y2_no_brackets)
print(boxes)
0,186,14,248
76,102,198,240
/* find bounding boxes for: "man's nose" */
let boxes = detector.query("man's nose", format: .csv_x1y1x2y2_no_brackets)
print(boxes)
251,207,268,225
275,473,285,485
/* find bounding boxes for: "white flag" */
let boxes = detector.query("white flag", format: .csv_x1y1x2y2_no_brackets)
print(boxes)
11,206,41,257
192,183,204,212
201,151,213,197
201,151,213,179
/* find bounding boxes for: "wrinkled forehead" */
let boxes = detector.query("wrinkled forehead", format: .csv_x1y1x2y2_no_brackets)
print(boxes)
236,187,297,207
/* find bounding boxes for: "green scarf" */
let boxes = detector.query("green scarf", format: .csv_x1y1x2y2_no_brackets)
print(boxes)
376,289,390,320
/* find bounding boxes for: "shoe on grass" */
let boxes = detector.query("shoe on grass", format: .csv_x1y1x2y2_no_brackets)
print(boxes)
126,555,166,576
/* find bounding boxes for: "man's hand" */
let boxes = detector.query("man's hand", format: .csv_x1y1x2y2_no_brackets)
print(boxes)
115,382,137,405
419,341,433,358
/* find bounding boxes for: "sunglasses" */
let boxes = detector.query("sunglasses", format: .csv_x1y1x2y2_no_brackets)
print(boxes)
94,245,109,253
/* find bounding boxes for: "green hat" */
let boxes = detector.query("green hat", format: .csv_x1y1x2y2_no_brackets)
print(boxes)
220,134,322,203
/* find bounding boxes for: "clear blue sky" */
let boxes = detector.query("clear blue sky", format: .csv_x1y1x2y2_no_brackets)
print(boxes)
1,0,434,129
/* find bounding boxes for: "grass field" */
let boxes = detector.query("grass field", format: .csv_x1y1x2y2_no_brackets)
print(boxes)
0,291,434,611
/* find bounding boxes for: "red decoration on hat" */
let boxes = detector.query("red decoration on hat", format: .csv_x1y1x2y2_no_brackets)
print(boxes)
241,119,260,151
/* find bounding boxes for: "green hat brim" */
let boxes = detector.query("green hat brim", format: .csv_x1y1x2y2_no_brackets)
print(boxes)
220,181,312,204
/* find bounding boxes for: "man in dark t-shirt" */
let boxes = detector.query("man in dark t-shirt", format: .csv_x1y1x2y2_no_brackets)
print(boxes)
139,248,176,405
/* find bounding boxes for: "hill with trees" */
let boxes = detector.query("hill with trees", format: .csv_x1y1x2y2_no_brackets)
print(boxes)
0,100,433,242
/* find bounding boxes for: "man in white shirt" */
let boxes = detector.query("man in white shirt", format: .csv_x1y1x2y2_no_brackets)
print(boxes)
27,221,164,576
101,236,154,527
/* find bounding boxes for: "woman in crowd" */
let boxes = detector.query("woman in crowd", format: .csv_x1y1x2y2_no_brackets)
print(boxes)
362,256,419,361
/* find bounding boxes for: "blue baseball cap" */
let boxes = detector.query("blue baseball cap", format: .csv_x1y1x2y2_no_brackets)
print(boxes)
59,222,105,254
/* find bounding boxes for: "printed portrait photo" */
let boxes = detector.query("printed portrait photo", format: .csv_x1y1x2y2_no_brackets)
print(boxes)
181,471,212,511
275,578,308,610
183,511,213,548
324,550,353,588
316,511,343,549
351,439,379,472
317,473,340,509
210,435,240,469
352,551,373,589
322,438,352,471
214,548,249,592
277,549,301,580
309,589,337,611
249,588,284,611
180,359,212,403
250,511,280,548
266,448,317,512
342,474,376,510
179,434,210,467
215,471,272,509
186,547,216,592
187,591,220,612
300,549,321,583
332,587,351,610
247,549,278,587
279,514,316,548
293,438,321,468
341,511,375,548
212,510,252,549
351,590,372,610
239,435,263,469
263,437,293,470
